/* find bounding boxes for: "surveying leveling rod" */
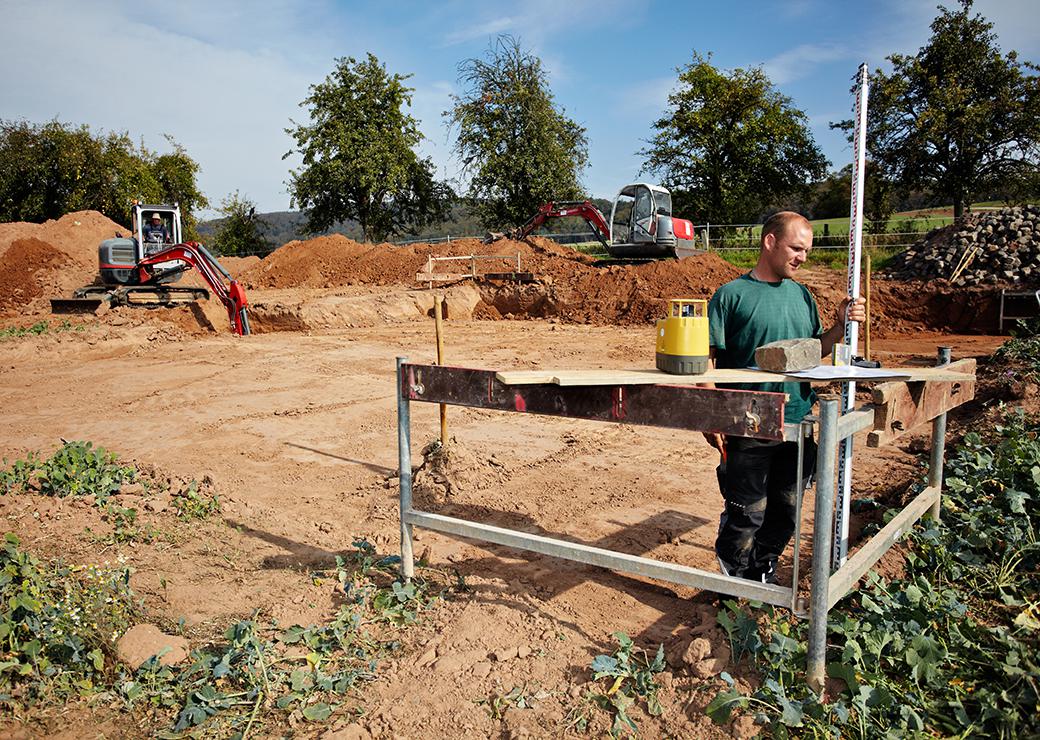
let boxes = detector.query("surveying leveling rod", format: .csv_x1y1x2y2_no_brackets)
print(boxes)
833,63,869,570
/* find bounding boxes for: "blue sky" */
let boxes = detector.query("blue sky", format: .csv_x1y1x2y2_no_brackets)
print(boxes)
2,0,1037,217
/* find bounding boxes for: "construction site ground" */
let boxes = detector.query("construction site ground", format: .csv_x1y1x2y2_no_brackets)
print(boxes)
0,212,1022,737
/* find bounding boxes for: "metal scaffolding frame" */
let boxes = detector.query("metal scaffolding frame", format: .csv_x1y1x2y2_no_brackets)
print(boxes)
395,348,962,688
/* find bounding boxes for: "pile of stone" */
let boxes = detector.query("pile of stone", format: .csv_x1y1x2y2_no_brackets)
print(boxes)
882,204,1040,285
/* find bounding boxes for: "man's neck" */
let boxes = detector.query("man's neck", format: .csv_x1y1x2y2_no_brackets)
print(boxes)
750,261,783,283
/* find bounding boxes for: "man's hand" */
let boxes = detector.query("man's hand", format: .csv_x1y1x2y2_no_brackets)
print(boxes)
837,296,866,325
703,432,726,456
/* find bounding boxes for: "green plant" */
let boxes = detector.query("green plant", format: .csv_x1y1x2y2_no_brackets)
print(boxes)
705,409,1040,738
0,534,138,708
0,441,135,504
477,683,548,719
588,632,666,737
98,502,159,545
171,480,220,521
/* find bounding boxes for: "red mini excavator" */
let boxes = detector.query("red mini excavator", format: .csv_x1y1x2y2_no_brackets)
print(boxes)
50,202,250,335
491,183,699,259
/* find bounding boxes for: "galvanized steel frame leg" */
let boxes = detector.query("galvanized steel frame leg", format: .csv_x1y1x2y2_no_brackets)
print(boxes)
790,417,814,615
807,396,841,692
928,347,952,521
396,357,415,580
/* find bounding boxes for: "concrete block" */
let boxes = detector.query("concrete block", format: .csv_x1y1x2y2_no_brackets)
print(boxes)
755,337,821,372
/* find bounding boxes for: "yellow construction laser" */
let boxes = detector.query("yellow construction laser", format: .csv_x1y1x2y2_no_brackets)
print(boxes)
655,298,710,375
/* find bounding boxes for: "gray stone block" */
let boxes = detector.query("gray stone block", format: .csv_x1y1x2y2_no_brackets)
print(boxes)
755,337,822,372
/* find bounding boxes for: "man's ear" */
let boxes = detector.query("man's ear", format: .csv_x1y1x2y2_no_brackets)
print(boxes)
762,233,775,252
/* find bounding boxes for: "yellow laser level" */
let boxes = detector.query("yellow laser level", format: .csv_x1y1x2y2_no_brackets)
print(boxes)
655,298,710,375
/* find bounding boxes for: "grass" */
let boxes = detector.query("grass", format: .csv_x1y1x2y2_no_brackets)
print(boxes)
0,320,83,341
716,246,904,272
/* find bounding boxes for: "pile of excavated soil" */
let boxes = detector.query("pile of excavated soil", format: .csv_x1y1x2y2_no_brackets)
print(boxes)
239,234,593,290
0,211,127,315
883,205,1040,285
240,232,743,325
219,255,261,279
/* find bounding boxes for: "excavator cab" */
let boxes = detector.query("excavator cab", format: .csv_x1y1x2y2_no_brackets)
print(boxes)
607,183,691,258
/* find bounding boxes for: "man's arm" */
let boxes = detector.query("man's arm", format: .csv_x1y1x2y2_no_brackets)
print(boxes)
820,296,866,357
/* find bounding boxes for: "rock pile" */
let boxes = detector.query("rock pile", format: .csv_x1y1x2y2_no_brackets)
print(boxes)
882,205,1040,285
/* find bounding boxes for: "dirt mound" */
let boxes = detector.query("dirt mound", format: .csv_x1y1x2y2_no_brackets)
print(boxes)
239,234,594,290
883,205,1040,285
218,255,261,279
240,231,742,325
0,211,128,315
0,238,74,312
479,251,743,325
0,210,126,268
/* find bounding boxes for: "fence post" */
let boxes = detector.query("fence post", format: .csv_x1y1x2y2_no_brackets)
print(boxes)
396,357,415,581
807,394,841,691
928,347,952,521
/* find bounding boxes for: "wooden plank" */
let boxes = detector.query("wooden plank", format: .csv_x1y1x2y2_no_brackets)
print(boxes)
415,272,472,283
866,359,976,448
496,366,975,388
827,486,939,608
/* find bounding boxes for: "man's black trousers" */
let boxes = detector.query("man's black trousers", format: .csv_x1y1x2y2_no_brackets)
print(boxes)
714,435,818,582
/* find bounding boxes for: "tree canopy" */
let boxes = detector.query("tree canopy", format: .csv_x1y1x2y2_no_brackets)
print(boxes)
641,52,828,225
837,1,1040,219
210,192,270,256
0,120,207,237
285,54,451,242
446,35,589,230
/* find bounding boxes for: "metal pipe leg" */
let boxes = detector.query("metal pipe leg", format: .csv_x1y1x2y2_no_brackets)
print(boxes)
791,418,814,615
928,347,952,521
807,395,841,692
396,357,415,580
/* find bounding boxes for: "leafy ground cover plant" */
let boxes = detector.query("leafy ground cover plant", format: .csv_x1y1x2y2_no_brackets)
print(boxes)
706,408,1040,738
0,534,139,707
0,440,135,502
580,632,666,737
1,536,446,735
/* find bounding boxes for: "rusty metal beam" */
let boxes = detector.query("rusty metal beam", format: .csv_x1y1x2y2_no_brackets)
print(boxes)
401,363,786,440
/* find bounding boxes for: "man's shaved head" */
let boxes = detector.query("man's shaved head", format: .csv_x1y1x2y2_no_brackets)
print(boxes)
761,211,811,248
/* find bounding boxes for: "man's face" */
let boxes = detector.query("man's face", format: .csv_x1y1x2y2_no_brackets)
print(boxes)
764,221,812,279
151,218,161,227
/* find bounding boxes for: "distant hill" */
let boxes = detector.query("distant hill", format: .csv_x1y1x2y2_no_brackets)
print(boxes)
197,199,613,253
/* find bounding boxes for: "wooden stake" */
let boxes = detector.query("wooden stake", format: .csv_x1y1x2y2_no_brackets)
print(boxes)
865,254,872,361
434,296,447,446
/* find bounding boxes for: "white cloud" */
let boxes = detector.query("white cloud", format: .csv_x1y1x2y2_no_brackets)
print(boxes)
0,0,371,214
761,43,855,85
443,16,517,46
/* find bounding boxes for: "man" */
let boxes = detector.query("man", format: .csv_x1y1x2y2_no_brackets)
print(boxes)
142,213,170,245
705,211,865,584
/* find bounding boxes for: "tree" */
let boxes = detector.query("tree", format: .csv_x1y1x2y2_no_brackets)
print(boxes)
0,119,208,235
837,1,1040,219
210,192,270,256
446,35,589,230
641,52,827,225
285,54,451,241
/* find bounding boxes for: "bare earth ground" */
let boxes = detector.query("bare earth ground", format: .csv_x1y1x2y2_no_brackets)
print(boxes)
0,295,1005,737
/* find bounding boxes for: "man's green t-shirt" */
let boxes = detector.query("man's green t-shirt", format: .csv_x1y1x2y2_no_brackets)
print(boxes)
707,273,823,423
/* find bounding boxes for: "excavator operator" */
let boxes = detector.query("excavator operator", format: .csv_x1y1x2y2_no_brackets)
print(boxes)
143,213,171,247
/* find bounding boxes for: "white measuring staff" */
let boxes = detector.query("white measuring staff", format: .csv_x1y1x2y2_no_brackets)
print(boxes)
833,63,869,570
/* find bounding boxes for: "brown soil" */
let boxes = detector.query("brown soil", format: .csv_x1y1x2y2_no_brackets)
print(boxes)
0,210,1019,737
0,211,128,316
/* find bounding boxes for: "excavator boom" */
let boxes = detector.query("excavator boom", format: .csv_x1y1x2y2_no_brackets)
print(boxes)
136,242,250,335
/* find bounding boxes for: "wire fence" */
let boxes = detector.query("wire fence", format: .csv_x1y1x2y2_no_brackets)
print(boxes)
217,223,951,258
